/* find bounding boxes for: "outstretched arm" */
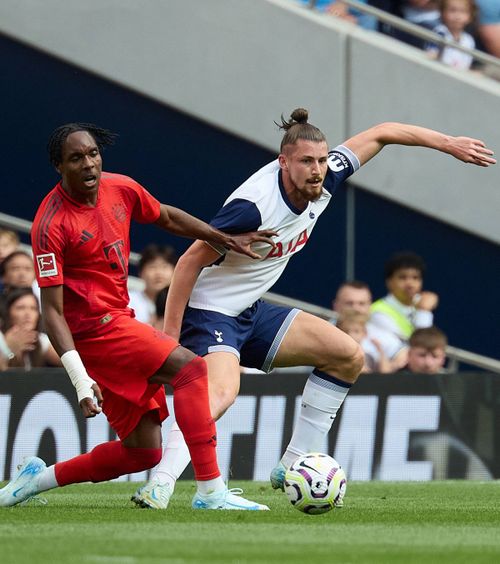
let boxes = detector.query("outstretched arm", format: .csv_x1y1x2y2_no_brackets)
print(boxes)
163,240,219,341
155,204,276,259
343,122,496,168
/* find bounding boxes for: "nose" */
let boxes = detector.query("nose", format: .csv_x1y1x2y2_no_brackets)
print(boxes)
82,155,95,168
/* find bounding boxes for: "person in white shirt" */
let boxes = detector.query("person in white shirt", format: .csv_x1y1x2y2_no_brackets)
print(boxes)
128,244,177,324
426,0,476,70
132,107,495,509
331,280,408,370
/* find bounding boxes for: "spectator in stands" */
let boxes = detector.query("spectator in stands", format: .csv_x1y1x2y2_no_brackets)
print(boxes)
370,251,438,345
404,326,448,373
426,0,477,70
336,309,392,372
332,280,408,370
0,251,35,293
299,0,378,30
0,229,20,266
128,244,177,324
476,0,500,58
1,288,60,370
380,0,441,48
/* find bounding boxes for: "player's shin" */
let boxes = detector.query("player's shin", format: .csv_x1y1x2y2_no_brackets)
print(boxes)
280,370,351,469
170,356,222,484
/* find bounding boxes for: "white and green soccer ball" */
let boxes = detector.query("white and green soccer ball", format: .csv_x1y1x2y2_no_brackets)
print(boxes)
284,453,347,515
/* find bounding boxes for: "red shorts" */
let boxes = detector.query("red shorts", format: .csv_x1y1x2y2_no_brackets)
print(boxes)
74,313,178,439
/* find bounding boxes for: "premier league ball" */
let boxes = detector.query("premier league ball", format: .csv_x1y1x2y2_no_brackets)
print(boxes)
284,453,347,515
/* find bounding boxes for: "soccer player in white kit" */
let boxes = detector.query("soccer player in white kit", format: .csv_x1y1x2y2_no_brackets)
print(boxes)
133,108,495,509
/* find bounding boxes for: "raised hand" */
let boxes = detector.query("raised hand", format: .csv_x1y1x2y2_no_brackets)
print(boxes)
447,137,496,167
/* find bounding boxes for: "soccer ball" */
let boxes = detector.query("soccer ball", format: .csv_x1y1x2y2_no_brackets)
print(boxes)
284,453,347,515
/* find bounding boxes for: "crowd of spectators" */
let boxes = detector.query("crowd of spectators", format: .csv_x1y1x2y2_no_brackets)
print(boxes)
299,0,500,75
0,227,455,376
332,251,449,374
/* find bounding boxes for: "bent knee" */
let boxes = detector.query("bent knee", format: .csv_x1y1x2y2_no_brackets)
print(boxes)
210,386,238,420
322,342,364,383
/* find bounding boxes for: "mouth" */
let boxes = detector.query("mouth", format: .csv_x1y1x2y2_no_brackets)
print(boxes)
83,174,98,187
307,177,323,188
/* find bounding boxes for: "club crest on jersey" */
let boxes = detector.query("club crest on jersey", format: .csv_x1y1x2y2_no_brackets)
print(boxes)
265,229,309,259
214,330,224,343
328,152,349,172
112,203,127,223
36,253,58,277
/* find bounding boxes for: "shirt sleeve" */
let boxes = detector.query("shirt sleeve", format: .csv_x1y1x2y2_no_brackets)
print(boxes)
210,198,262,233
127,178,161,224
31,207,65,287
323,145,361,194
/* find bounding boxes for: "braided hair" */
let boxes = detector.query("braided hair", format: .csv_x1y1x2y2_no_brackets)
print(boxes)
47,123,118,166
276,108,327,152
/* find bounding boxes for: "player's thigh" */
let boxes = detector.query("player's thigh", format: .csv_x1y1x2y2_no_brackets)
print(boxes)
273,311,360,368
205,351,241,418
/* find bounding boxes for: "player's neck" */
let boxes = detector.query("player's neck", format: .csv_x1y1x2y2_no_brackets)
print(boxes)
61,182,99,207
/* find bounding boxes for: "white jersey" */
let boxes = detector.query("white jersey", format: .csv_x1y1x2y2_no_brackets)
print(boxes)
189,145,360,316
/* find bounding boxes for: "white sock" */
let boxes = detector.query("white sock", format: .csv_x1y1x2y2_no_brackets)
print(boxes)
37,465,58,492
281,372,351,468
196,476,226,495
152,422,191,490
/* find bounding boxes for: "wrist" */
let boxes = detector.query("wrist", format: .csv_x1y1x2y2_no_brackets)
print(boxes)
61,350,96,403
0,333,15,360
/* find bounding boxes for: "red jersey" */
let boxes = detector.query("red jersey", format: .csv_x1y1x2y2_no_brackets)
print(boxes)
31,172,161,338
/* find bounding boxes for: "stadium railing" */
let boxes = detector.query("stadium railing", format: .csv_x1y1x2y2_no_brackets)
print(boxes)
2,210,500,374
305,0,500,73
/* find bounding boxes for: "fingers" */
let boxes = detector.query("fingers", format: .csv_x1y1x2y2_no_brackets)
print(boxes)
92,383,104,406
80,395,102,418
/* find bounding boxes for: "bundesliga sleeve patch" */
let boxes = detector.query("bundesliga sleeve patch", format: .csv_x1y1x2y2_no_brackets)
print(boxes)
36,253,58,277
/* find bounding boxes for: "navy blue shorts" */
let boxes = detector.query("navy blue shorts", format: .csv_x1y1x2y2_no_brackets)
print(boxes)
180,300,300,373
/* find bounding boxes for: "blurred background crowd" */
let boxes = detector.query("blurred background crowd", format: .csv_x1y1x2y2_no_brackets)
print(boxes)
0,226,450,375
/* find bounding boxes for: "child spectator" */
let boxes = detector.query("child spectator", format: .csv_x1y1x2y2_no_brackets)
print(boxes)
426,0,477,70
405,326,448,373
1,287,60,370
370,252,438,346
128,244,177,324
337,310,392,373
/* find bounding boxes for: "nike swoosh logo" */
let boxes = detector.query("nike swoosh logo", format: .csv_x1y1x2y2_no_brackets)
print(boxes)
12,487,24,497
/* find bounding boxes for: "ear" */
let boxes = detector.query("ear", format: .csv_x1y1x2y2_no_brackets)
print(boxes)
278,153,288,170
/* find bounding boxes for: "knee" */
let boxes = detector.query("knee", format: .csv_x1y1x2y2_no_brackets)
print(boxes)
349,344,365,379
324,341,364,384
210,385,237,420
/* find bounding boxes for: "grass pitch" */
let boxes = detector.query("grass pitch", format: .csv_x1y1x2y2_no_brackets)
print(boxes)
0,481,499,564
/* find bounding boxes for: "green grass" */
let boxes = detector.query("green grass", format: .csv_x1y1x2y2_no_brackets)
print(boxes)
1,481,500,563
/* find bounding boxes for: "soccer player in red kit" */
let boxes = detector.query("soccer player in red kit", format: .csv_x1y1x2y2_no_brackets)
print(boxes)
0,123,274,510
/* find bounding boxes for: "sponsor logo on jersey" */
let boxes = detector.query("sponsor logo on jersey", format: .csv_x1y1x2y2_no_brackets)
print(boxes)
78,230,94,246
36,253,58,277
265,229,309,259
328,152,349,172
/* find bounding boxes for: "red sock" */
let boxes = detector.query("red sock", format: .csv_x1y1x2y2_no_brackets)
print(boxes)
55,442,162,486
170,356,220,481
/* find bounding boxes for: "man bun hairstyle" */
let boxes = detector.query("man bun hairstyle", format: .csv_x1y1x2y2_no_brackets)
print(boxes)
277,108,327,151
47,123,118,166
